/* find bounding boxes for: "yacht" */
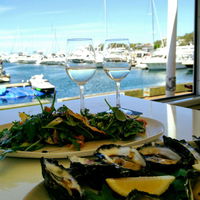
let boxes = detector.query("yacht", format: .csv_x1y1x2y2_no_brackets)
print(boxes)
178,45,194,68
29,74,55,93
95,50,103,68
38,53,66,65
0,61,10,83
142,46,194,70
18,53,44,64
134,50,151,69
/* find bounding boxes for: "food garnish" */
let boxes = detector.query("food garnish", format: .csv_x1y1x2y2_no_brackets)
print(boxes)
105,176,175,196
0,96,146,159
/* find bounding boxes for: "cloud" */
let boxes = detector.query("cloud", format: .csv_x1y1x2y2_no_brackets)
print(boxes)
0,21,105,37
32,10,66,16
0,22,107,53
0,5,15,14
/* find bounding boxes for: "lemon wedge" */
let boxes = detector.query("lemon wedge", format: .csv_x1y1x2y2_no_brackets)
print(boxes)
106,176,175,197
192,162,200,172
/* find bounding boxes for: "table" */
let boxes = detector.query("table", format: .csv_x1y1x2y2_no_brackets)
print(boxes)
0,94,200,199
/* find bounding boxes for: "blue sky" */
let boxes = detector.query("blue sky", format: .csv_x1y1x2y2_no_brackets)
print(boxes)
0,0,195,54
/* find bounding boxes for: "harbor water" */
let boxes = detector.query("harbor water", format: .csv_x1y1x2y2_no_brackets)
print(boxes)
1,63,193,106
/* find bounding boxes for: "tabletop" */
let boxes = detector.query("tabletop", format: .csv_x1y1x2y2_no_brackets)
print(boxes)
0,94,200,200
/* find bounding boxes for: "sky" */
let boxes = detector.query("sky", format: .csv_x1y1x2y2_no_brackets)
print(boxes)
0,0,195,54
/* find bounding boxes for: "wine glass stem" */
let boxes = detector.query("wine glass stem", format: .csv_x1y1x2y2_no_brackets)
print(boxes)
79,85,85,112
115,81,121,108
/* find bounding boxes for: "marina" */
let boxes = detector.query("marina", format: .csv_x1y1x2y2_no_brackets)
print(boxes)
0,62,193,106
0,44,194,70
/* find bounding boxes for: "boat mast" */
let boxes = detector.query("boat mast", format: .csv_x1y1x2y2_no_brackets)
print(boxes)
151,0,155,48
104,0,108,38
150,0,165,48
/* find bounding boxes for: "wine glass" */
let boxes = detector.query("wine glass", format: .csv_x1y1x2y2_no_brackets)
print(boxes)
65,38,96,112
103,38,131,109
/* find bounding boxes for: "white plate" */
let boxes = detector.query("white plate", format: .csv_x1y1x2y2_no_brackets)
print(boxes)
0,117,164,158
23,182,49,200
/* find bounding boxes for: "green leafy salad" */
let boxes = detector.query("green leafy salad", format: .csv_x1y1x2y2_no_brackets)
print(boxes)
0,98,146,159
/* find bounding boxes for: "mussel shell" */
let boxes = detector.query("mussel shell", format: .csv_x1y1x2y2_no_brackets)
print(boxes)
40,158,82,200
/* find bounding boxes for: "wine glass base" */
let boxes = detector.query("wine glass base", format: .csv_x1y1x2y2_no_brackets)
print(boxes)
106,108,142,116
120,108,143,116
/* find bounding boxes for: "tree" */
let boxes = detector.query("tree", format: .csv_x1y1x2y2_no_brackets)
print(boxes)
177,32,194,45
154,40,162,49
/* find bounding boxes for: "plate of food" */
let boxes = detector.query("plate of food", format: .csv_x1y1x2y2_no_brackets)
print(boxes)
0,101,164,159
23,136,200,200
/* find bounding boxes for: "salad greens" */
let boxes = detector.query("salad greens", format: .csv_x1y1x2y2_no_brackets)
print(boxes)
0,97,146,159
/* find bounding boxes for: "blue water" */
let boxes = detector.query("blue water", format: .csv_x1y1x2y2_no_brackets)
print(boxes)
0,63,193,106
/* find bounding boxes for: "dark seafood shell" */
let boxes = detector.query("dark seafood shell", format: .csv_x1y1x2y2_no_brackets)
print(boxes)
163,136,196,168
126,190,161,200
138,144,181,171
95,144,146,172
69,156,146,190
192,135,200,155
186,170,200,200
40,158,82,200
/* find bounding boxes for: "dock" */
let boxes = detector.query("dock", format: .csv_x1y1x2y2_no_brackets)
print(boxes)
1,82,30,88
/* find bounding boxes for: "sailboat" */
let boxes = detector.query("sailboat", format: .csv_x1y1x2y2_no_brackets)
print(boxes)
139,0,191,70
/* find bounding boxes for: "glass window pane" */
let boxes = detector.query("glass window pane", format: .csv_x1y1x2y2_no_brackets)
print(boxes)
0,0,195,107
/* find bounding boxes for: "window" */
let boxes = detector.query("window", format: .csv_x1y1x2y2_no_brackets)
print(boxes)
0,0,196,107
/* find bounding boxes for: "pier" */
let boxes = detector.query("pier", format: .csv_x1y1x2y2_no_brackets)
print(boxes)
2,82,30,88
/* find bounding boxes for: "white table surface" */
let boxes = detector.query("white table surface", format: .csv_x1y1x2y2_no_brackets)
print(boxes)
0,94,200,200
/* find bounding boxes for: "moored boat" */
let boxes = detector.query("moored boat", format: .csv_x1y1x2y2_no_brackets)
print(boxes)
0,60,10,83
29,74,55,93
142,46,193,70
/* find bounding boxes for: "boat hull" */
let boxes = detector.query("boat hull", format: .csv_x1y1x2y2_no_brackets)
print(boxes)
146,62,186,70
29,74,55,94
0,76,10,83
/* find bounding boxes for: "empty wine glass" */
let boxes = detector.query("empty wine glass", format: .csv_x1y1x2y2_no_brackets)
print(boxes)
65,38,96,112
103,38,131,109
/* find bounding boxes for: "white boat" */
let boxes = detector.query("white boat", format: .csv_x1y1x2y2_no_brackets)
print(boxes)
29,74,55,93
143,47,189,70
134,50,151,69
103,48,132,66
178,45,194,68
18,54,44,64
182,58,193,68
0,61,10,83
38,54,66,65
95,50,103,68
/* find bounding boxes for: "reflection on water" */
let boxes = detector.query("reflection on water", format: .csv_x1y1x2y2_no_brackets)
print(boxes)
2,63,193,105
